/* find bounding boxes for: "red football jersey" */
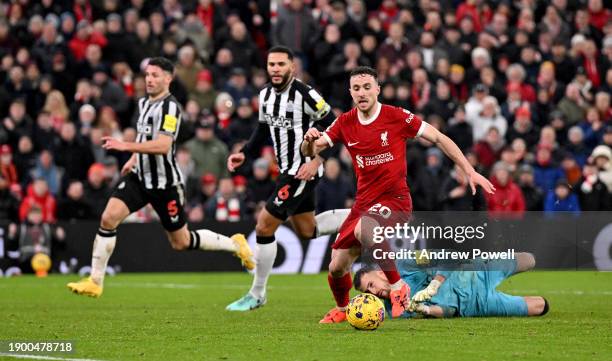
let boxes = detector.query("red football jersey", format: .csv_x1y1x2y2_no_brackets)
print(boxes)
323,103,425,208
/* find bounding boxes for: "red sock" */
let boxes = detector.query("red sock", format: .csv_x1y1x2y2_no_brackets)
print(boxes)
328,273,352,308
371,240,401,284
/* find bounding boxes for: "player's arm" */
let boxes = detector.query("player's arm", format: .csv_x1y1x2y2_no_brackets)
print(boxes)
420,124,495,195
121,153,137,176
102,134,172,155
228,123,271,172
300,128,331,157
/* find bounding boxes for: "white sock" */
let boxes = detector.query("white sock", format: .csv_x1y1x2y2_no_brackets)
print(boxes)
315,209,351,236
249,240,277,299
390,280,405,291
91,228,116,286
191,229,238,252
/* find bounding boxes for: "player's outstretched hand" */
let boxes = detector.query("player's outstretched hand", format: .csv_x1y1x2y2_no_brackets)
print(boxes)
227,152,245,172
468,170,496,195
412,279,442,303
295,158,320,180
102,136,127,152
303,127,322,142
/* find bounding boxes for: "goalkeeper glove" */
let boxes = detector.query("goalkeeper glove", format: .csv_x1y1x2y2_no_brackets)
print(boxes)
411,279,442,303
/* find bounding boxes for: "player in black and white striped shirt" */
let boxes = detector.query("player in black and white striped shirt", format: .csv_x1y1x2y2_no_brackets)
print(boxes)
226,46,350,311
67,57,254,298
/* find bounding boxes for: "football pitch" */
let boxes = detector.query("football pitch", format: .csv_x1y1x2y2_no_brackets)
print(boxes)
1,272,611,361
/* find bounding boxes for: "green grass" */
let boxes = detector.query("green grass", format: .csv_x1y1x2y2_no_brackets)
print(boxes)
0,272,611,361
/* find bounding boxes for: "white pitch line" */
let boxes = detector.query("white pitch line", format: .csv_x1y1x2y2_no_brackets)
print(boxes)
505,289,612,295
0,353,107,361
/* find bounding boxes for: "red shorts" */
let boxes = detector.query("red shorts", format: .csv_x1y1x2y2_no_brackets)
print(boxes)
332,195,413,249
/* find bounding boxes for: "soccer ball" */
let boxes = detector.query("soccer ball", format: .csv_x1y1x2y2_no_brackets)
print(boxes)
346,293,386,330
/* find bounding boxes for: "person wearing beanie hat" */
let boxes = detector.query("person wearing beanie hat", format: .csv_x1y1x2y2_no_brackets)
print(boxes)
544,178,581,214
517,163,544,211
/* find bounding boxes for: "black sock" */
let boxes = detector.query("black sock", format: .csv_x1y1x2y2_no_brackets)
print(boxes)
189,231,200,250
540,298,550,316
98,228,117,237
256,235,275,244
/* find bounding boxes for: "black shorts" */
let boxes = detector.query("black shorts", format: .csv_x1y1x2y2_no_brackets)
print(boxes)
265,173,319,221
111,172,187,232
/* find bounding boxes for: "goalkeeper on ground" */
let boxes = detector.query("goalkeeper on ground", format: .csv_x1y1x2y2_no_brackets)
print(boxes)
353,252,549,318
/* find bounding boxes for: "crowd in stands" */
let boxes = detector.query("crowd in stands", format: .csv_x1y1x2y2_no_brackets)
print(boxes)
0,0,611,227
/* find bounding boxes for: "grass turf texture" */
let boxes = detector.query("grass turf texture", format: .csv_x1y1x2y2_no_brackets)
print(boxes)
0,272,611,361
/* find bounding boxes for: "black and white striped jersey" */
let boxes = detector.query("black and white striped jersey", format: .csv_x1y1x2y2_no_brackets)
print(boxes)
133,94,184,189
258,78,331,175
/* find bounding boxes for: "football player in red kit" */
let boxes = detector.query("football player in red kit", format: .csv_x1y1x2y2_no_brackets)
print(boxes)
302,66,495,323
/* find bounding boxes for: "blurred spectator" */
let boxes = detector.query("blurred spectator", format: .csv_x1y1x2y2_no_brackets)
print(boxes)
175,45,204,94
327,40,371,109
438,164,487,211
68,20,107,62
210,48,234,90
0,173,20,222
42,90,70,131
54,122,94,182
190,69,217,111
578,162,611,211
3,98,33,147
377,22,409,68
273,0,318,55
185,115,229,180
128,20,160,70
557,83,586,126
0,144,18,185
517,164,544,211
246,158,275,213
533,145,564,194
468,95,508,143
227,98,257,148
446,107,473,152
223,21,261,72
19,178,56,222
57,180,93,220
579,107,606,150
30,150,62,196
316,158,353,213
223,68,254,102
485,162,525,215
9,205,65,273
544,179,581,214
205,178,244,222
590,145,612,192
84,162,111,217
473,126,504,171
566,126,591,167
412,148,448,211
92,67,129,118
506,106,539,149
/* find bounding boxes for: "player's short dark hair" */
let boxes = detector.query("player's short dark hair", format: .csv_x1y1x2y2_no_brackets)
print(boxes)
268,46,294,60
349,66,378,81
352,264,379,291
147,57,174,74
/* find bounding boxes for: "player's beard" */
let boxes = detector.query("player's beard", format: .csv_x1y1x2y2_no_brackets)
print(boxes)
271,72,292,91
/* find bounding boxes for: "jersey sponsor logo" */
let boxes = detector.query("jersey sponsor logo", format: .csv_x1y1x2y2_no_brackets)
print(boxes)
137,123,153,135
264,114,294,129
356,155,364,168
163,114,178,132
403,109,415,124
381,131,389,147
356,152,395,168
